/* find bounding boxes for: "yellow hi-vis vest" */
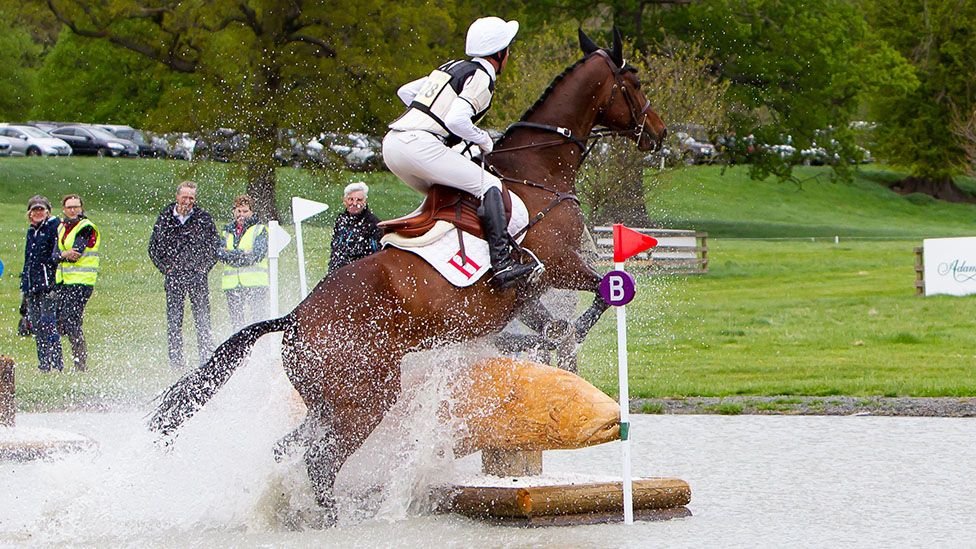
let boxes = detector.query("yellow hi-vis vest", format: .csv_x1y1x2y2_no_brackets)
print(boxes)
56,219,100,285
221,224,269,290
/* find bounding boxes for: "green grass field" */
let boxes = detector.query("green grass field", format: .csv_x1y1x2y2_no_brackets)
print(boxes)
2,158,976,409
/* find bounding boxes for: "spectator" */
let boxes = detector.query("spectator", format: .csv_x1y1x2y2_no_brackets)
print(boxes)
21,195,63,372
328,182,383,273
218,195,269,330
55,194,100,372
148,181,219,369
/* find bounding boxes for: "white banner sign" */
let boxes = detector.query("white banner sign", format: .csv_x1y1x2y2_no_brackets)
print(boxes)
923,237,976,296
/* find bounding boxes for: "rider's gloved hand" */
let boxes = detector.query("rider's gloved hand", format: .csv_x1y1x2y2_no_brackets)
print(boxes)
477,132,494,156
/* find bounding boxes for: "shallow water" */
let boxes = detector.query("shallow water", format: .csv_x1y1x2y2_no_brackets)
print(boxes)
2,346,975,547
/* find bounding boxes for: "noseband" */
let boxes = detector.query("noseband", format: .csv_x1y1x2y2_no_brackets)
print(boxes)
594,50,654,146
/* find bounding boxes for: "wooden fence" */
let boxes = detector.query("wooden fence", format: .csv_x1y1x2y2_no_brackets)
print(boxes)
914,246,924,295
592,227,708,274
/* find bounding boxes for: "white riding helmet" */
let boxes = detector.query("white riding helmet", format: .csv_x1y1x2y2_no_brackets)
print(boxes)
465,17,519,57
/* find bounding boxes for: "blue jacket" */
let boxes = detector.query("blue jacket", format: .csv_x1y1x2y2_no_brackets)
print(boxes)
21,216,61,294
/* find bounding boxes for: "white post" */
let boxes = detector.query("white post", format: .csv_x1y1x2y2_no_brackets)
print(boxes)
290,196,329,299
269,254,280,318
615,260,634,525
294,219,308,298
266,221,292,318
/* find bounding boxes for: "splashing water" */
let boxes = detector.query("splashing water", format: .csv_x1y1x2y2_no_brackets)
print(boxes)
1,335,510,542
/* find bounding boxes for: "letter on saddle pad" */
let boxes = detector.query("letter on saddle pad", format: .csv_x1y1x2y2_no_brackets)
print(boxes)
379,185,529,288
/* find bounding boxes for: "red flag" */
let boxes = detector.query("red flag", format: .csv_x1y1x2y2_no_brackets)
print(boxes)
613,224,658,262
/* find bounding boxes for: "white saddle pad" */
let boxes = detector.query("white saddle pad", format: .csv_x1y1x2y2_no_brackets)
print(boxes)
381,192,530,287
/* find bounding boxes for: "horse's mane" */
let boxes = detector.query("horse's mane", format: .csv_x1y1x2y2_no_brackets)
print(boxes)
500,54,591,140
501,49,637,140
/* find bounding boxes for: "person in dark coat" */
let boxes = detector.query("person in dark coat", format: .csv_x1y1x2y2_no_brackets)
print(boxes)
328,182,383,273
21,195,63,372
148,181,220,369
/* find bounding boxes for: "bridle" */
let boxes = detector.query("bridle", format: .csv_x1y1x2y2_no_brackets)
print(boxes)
485,50,659,242
490,50,657,162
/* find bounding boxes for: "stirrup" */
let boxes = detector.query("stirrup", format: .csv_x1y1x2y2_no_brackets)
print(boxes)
520,247,546,284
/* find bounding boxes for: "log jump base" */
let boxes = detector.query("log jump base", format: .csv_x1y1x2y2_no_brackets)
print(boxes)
433,477,692,526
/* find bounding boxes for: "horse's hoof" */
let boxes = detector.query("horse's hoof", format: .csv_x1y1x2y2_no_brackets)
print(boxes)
543,319,571,340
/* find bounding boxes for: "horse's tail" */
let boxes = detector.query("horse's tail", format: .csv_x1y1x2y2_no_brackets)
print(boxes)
147,313,295,439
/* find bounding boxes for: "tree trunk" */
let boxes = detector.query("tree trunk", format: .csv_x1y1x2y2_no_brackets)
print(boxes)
246,156,280,221
587,165,653,226
890,176,976,203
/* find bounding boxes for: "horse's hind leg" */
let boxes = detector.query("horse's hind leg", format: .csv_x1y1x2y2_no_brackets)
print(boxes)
302,402,341,522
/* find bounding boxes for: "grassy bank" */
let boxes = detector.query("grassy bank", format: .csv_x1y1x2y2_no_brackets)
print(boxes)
2,158,975,409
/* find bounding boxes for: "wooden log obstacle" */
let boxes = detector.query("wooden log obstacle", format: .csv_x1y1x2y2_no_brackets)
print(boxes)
0,355,97,461
434,357,692,525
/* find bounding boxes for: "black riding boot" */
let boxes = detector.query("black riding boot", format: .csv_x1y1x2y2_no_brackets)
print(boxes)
478,187,534,289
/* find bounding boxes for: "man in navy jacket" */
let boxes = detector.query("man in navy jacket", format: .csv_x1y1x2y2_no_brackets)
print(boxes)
148,181,219,369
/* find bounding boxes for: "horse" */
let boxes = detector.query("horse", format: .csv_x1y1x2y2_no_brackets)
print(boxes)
149,28,666,523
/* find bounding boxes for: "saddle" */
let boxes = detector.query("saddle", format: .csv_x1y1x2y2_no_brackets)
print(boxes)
378,184,513,240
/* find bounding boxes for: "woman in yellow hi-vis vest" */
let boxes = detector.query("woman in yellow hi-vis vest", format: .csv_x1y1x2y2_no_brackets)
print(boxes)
217,195,269,330
55,194,100,371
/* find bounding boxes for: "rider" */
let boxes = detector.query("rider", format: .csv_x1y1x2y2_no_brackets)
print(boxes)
383,16,534,289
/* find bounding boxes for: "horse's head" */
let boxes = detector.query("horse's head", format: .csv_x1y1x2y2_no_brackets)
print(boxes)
580,28,667,152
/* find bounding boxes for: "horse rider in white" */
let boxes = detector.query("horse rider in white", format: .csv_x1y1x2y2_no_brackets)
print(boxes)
382,16,534,289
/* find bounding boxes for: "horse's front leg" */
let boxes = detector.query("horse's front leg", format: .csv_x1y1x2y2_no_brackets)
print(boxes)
548,250,610,344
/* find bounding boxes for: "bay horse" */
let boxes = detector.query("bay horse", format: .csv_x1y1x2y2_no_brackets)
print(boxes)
149,28,665,522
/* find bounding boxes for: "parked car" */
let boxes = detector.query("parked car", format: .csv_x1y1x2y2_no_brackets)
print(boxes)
49,125,138,157
319,132,384,171
26,121,71,133
97,124,168,157
195,128,247,162
675,131,716,164
0,136,11,156
0,124,72,156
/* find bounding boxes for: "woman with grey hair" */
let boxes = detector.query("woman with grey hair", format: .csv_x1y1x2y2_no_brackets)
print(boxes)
328,182,383,272
21,195,63,372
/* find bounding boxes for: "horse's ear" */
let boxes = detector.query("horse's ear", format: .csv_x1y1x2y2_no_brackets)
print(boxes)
579,28,600,56
611,27,625,67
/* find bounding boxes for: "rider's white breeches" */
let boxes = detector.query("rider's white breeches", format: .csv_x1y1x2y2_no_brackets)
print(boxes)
382,129,501,199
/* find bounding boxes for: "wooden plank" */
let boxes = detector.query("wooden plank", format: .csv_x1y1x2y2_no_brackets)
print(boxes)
438,477,692,519
477,505,692,527
0,356,13,427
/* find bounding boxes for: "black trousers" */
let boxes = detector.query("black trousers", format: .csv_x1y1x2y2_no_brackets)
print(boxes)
164,273,213,369
57,284,94,370
224,286,269,331
25,290,62,372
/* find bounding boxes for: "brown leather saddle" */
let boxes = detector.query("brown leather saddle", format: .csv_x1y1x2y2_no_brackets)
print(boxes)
378,184,513,240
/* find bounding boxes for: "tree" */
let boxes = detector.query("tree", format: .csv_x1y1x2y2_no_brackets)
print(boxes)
580,37,730,225
867,0,976,202
31,32,193,126
0,13,43,120
648,0,915,182
42,0,462,218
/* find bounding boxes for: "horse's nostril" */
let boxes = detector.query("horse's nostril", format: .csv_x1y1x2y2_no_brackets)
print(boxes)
661,128,668,141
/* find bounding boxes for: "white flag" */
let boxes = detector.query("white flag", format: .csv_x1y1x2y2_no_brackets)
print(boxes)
292,196,329,223
267,221,292,258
